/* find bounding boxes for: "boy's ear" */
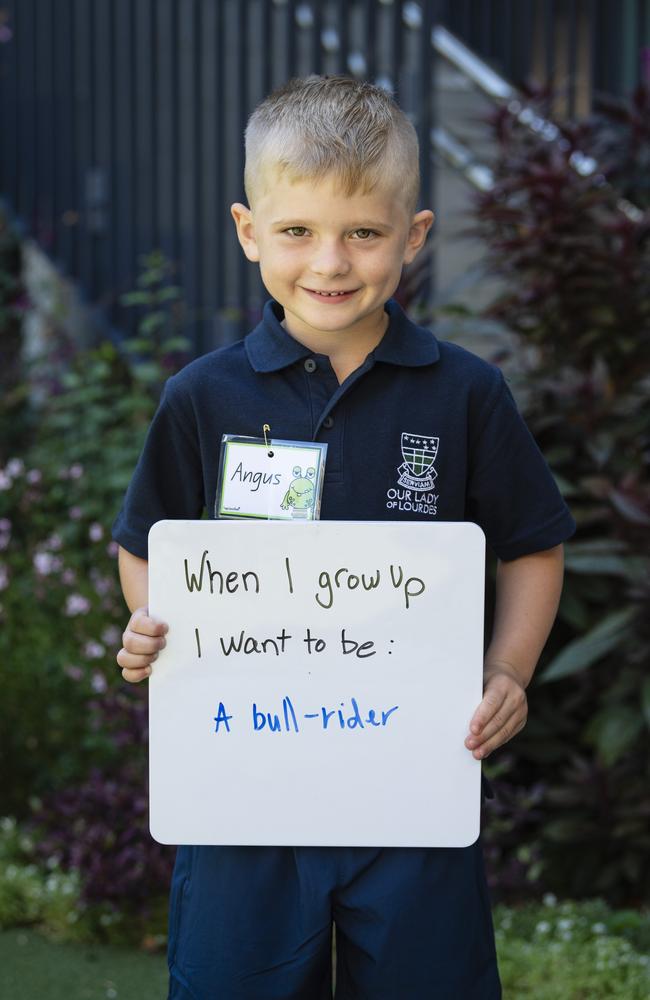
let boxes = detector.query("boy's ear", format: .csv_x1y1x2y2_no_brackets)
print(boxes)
230,202,260,262
403,209,435,266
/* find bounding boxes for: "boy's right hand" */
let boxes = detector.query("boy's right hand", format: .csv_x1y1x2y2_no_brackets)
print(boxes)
116,607,168,683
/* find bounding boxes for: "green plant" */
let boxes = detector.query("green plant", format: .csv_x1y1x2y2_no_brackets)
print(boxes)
495,897,650,998
466,84,650,902
0,251,188,931
0,818,168,947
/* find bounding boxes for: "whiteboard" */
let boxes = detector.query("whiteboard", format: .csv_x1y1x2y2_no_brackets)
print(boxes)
148,520,485,847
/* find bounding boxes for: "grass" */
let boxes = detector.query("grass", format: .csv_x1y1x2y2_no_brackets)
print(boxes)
0,928,168,1000
1,898,649,999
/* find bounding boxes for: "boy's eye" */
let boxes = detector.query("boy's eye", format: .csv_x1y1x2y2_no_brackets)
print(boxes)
282,227,378,240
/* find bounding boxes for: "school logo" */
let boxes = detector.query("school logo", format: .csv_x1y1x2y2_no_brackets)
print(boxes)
386,432,440,516
398,433,439,491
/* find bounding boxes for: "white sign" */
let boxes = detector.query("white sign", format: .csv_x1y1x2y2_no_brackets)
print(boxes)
148,520,485,847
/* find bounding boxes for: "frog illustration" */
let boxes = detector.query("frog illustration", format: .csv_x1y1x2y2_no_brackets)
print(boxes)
281,466,316,517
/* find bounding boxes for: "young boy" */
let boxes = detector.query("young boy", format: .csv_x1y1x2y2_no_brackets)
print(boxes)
114,75,574,999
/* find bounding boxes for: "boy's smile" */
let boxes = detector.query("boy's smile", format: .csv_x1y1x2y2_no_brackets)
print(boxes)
231,174,434,367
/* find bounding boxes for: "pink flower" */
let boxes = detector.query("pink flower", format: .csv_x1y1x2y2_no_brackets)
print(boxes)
61,568,77,585
45,533,63,551
0,519,11,533
88,523,104,542
64,665,84,681
26,469,42,485
106,541,119,558
0,471,11,491
69,506,82,521
83,640,105,659
68,464,84,480
101,625,121,646
0,564,9,591
33,551,61,576
6,458,24,477
65,593,91,616
91,672,108,693
5,458,25,479
92,576,112,597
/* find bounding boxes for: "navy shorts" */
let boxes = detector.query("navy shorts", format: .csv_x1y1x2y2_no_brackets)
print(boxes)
166,836,501,999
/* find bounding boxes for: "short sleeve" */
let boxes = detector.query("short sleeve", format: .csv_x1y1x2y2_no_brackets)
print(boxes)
112,378,204,559
466,373,576,560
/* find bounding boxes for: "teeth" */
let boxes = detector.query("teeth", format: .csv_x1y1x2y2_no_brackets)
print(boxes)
315,290,347,296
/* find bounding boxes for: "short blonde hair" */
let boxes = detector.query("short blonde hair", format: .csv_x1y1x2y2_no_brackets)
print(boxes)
244,74,420,219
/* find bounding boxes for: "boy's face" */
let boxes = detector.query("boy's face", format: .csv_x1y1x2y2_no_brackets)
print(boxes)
231,172,434,350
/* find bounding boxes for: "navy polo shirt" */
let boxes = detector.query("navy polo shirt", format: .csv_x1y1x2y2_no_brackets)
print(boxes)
112,297,575,560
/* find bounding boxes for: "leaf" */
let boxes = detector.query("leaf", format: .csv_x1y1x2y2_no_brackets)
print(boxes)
119,290,151,307
609,489,650,526
557,587,590,630
552,474,579,497
160,336,191,353
140,312,166,335
563,553,635,576
565,539,628,554
538,606,637,682
642,678,650,729
584,706,644,766
156,286,182,303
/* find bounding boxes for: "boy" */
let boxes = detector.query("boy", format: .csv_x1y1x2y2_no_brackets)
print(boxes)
114,75,574,999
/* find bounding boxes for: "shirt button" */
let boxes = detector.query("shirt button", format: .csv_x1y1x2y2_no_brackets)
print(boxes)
304,358,317,373
323,415,334,429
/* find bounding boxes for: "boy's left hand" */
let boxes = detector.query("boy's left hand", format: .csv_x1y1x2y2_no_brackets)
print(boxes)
465,669,528,760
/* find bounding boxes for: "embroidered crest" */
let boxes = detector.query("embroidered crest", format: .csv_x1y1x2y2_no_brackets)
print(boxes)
385,432,440,516
397,433,439,491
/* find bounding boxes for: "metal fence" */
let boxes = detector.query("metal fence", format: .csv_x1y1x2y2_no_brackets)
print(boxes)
1,0,649,353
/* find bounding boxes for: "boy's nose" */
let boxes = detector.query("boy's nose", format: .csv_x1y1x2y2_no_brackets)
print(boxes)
308,245,351,278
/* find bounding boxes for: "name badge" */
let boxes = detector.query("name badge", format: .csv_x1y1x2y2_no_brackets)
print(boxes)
215,434,327,521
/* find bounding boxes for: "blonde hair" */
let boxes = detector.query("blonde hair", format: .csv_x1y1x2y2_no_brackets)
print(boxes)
244,74,420,219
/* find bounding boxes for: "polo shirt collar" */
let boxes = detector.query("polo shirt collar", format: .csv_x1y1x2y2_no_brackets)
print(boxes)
245,297,440,373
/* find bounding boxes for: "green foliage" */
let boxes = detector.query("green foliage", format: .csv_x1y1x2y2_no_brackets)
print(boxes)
0,249,189,817
0,818,167,949
495,897,650,998
470,85,650,902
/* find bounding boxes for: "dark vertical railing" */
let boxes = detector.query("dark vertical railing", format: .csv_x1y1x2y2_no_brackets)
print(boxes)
133,0,155,266
235,0,250,343
53,0,73,271
34,0,53,251
156,0,178,275
73,0,94,298
178,0,200,351
113,0,134,322
418,0,435,308
94,0,113,310
1,0,648,354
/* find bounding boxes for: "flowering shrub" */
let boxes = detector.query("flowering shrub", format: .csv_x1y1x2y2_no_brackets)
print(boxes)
28,689,174,926
0,366,150,815
0,250,187,926
0,816,168,947
469,84,650,903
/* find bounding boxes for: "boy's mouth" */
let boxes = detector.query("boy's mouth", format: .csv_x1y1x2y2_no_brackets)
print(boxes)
302,287,359,302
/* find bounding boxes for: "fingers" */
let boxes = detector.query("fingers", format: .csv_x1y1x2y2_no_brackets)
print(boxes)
116,606,169,684
465,674,527,760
